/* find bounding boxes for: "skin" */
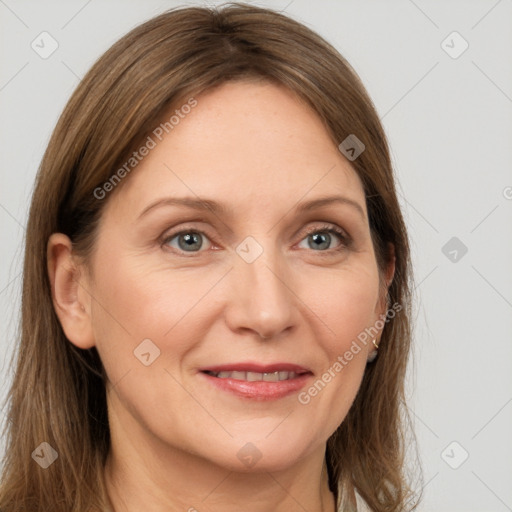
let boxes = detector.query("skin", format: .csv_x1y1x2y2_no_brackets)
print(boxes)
48,80,394,512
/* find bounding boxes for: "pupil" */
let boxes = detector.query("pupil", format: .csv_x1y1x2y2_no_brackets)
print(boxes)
179,233,202,251
311,233,330,250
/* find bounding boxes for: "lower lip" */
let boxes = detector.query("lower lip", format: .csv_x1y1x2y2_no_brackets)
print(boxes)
200,372,311,401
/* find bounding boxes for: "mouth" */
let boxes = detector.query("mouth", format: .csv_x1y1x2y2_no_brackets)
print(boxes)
199,363,313,401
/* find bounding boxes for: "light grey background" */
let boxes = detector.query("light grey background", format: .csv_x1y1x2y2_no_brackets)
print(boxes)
1,1,511,510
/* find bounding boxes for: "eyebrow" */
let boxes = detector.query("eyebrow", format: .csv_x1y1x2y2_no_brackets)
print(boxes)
137,194,366,220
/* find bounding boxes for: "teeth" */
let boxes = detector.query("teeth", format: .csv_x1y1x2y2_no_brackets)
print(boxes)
247,372,262,382
209,371,298,381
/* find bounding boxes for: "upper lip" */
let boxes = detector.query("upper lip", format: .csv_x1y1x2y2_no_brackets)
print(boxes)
199,362,312,374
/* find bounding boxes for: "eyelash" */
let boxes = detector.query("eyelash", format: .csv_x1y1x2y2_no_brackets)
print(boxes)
160,223,351,257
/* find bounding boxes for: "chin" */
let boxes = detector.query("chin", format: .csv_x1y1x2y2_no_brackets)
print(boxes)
202,431,320,474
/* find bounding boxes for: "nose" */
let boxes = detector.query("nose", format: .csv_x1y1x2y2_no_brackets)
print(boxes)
225,245,297,340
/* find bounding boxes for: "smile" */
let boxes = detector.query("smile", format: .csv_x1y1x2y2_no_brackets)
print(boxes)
199,363,312,401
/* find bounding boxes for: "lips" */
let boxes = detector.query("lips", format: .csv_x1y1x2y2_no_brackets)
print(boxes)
199,362,312,400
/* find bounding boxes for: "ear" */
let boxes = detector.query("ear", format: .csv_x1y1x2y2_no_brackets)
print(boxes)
375,243,397,331
368,244,396,363
383,242,396,292
47,233,96,349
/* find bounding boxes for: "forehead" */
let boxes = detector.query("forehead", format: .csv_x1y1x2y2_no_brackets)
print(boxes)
104,80,366,219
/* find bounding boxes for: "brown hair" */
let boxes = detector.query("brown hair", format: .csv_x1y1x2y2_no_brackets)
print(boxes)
0,3,420,511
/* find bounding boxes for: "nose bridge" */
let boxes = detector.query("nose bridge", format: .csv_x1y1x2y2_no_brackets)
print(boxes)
229,236,296,338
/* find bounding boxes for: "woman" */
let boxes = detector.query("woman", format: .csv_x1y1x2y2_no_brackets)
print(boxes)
0,3,419,511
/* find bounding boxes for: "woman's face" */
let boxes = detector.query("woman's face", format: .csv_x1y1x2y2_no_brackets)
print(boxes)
78,80,389,472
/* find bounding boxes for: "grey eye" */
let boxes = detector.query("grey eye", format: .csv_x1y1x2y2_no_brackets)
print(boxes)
307,232,332,250
165,231,210,252
297,229,343,251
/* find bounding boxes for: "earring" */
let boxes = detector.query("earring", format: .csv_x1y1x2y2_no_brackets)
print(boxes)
367,339,379,363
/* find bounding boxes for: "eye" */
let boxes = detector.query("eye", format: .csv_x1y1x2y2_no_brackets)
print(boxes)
161,224,351,256
163,230,212,253
297,224,350,252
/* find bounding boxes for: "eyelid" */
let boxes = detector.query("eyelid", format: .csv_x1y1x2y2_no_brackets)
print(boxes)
301,223,349,241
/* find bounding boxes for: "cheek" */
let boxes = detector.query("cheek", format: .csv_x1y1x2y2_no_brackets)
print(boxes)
297,263,380,431
88,252,220,376
309,262,381,351
91,245,187,332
